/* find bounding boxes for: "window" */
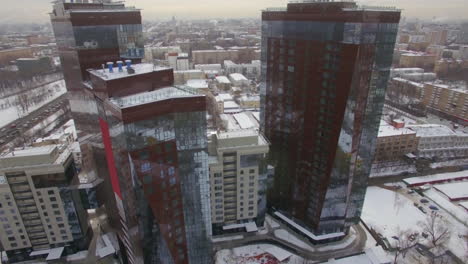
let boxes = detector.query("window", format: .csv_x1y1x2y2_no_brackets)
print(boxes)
54,210,60,215
10,243,17,248
8,237,15,242
48,190,54,195
39,198,44,203
52,204,59,209
56,217,63,222
43,212,48,217
249,169,255,173
50,197,57,202
60,230,66,234
141,162,151,173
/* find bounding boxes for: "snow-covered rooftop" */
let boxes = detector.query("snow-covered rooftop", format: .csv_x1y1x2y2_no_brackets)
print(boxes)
110,86,201,109
274,211,345,241
215,76,231,84
378,120,416,137
186,79,208,89
403,170,468,186
434,182,468,201
233,113,255,129
217,93,234,102
229,73,248,82
88,63,169,81
406,124,456,138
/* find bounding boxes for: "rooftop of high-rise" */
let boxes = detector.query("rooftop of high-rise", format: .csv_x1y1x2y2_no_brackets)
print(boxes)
109,86,202,109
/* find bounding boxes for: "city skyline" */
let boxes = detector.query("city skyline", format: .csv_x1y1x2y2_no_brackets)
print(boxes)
0,0,467,24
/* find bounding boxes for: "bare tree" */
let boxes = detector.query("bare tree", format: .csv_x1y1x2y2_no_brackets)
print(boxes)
393,229,420,264
422,212,451,250
14,93,30,117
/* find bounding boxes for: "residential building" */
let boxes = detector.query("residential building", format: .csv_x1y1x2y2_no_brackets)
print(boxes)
174,70,205,85
407,124,468,159
0,48,33,65
420,82,468,122
229,73,249,87
167,52,189,71
375,120,418,162
239,94,260,110
399,53,436,70
215,76,232,91
0,144,88,263
208,130,269,235
86,63,213,264
261,1,400,242
192,50,239,65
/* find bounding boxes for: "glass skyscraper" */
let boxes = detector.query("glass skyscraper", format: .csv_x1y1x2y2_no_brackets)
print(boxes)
261,0,400,242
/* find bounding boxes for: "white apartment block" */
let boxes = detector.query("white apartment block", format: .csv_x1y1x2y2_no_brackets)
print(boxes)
0,144,87,262
407,124,468,158
208,130,269,234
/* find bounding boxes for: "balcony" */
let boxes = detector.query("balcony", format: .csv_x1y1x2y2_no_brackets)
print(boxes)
22,213,40,220
19,206,38,214
16,199,35,207
13,193,34,200
7,177,28,184
23,220,43,227
29,232,47,240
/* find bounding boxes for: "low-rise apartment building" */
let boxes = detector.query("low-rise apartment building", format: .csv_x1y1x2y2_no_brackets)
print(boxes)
0,144,88,263
208,130,269,235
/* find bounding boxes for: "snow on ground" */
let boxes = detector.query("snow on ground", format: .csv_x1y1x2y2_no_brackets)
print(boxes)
424,188,468,260
361,187,427,247
0,80,66,128
212,235,244,243
424,188,468,225
274,229,313,251
370,164,417,178
430,158,468,169
215,244,306,264
265,215,280,229
315,227,356,252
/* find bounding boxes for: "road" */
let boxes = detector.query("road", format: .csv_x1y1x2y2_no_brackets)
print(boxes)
0,93,71,152
213,215,368,262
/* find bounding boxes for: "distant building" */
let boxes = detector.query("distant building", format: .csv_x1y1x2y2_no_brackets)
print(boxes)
192,50,239,65
375,120,418,162
408,124,468,159
0,48,33,66
16,57,53,77
399,53,436,70
167,52,189,71
0,144,88,263
229,73,249,87
186,79,209,92
215,76,232,91
224,60,260,79
239,94,260,110
420,82,468,123
173,69,205,85
457,22,468,44
208,130,269,235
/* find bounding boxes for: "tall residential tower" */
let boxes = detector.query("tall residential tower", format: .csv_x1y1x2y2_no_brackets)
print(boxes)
261,0,400,242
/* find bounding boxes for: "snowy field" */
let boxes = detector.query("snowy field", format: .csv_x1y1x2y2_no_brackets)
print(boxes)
215,244,306,264
362,186,468,261
361,187,427,246
0,80,66,128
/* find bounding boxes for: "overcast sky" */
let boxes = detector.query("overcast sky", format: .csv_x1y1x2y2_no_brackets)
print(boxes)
1,0,467,23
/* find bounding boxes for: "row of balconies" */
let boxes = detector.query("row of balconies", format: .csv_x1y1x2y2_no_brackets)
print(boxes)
7,176,28,185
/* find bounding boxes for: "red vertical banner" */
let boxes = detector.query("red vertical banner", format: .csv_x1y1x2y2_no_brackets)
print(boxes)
99,118,123,199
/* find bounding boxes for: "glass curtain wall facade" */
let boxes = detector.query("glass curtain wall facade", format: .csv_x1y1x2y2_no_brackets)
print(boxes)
96,87,212,264
50,1,145,263
261,1,400,240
